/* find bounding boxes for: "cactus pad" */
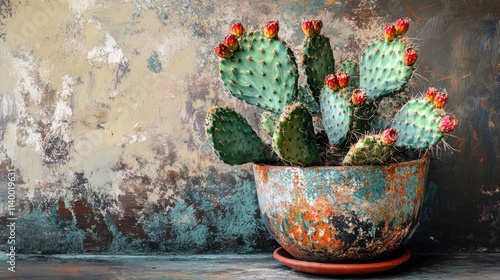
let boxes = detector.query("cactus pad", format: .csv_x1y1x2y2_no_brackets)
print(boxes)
219,31,298,114
272,102,321,166
302,35,335,100
392,99,445,149
261,111,279,136
342,135,393,165
205,106,277,165
360,39,414,101
297,85,320,115
320,87,353,145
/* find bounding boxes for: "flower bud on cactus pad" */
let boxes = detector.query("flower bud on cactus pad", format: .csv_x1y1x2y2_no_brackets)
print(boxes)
223,34,239,51
434,91,448,108
404,47,418,66
381,127,399,145
301,20,315,37
214,43,232,59
394,18,410,36
264,20,279,39
384,23,396,41
439,114,458,133
425,87,438,102
312,20,323,35
336,72,350,88
230,22,244,37
352,89,367,106
325,74,340,91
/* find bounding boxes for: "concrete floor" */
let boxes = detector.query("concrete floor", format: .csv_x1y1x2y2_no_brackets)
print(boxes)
1,251,499,279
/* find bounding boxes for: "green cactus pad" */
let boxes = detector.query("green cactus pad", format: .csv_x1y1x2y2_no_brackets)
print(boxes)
302,35,335,100
272,102,321,166
219,31,298,114
297,85,320,115
205,106,277,165
319,87,353,146
342,135,394,165
339,60,360,89
360,39,414,101
261,111,279,136
392,99,445,149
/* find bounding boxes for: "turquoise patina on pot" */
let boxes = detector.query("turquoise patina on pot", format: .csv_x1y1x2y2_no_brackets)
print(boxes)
253,155,430,263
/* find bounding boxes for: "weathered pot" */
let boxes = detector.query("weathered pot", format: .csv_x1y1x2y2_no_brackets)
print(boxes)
253,155,429,263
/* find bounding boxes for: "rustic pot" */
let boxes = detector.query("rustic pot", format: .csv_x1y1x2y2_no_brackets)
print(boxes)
253,155,430,263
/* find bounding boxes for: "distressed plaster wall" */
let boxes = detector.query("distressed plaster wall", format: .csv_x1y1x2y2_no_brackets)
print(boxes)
0,0,498,254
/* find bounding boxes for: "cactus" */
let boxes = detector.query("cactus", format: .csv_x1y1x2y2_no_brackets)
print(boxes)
219,28,298,114
320,86,353,146
342,128,398,165
207,19,459,167
392,90,458,149
272,102,321,166
359,38,414,101
261,111,279,136
205,106,277,165
301,20,335,101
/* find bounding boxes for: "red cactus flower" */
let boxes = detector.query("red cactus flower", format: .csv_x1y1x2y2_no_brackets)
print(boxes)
381,128,399,145
301,20,315,37
230,22,245,37
325,74,340,91
264,20,279,39
394,17,410,36
352,89,367,106
404,47,418,66
336,72,350,89
439,114,458,133
434,91,448,108
312,20,323,35
223,34,239,51
425,87,438,102
214,43,232,59
384,23,396,42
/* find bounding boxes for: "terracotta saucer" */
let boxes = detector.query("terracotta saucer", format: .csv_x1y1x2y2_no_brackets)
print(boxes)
273,247,411,276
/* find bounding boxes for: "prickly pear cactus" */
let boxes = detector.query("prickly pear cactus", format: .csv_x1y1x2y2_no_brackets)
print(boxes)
260,111,279,136
392,97,457,149
205,106,277,165
302,35,335,99
209,19,459,167
342,128,398,165
320,87,353,146
219,31,298,114
360,39,414,101
272,102,321,166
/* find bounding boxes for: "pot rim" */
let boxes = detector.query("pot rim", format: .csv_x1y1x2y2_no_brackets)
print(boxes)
253,153,430,170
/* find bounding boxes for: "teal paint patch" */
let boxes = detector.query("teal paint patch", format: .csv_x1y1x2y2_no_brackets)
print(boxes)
352,169,387,203
147,51,163,73
0,205,85,254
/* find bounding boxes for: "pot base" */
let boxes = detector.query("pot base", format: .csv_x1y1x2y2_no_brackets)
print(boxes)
273,247,411,276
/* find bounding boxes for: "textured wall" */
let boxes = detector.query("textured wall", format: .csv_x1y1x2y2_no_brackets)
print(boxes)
0,0,498,254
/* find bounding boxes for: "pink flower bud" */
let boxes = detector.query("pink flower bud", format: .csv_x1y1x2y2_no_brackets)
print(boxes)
425,87,438,102
230,22,245,37
384,23,396,42
214,43,232,59
264,20,279,39
439,115,458,133
394,18,410,36
325,74,340,91
404,47,418,66
434,91,448,108
301,20,315,37
381,128,399,145
336,72,350,89
223,34,239,51
352,89,367,106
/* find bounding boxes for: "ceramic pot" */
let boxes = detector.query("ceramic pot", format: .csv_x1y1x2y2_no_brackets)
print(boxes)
253,155,430,263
